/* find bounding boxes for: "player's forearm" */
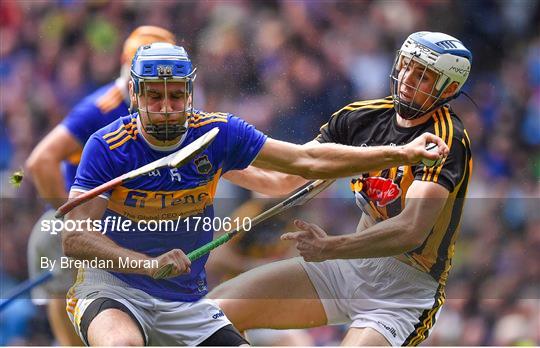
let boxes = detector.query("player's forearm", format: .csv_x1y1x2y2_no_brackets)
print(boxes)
255,141,407,180
224,168,308,196
300,143,407,179
25,156,68,208
62,230,155,275
326,217,421,259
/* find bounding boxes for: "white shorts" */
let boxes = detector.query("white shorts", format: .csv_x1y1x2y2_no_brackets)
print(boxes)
246,329,312,346
66,268,231,346
27,210,75,305
300,257,444,346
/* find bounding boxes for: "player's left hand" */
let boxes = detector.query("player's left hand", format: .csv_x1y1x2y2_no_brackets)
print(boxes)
281,219,332,262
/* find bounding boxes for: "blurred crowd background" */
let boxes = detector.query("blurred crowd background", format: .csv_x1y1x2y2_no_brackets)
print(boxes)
1,0,539,345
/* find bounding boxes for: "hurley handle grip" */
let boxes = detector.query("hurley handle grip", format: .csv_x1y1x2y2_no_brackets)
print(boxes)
187,232,233,261
153,232,235,279
154,232,235,279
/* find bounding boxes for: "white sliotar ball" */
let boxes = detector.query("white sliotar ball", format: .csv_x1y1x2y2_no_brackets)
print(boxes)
422,143,443,167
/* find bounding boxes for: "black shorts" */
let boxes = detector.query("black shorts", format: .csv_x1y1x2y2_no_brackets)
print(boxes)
199,324,249,346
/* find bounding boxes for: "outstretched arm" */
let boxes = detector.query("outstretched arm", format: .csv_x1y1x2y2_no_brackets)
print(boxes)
223,167,308,197
252,133,448,180
223,140,323,196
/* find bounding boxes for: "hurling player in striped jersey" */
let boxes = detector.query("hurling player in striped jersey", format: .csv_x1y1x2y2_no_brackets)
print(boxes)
213,31,473,346
25,26,175,346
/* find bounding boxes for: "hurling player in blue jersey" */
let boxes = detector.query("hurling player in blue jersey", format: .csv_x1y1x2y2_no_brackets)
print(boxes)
24,26,175,345
62,43,447,346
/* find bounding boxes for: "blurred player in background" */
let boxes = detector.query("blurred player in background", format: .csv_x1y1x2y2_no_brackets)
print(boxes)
211,31,473,346
62,42,446,345
24,26,175,345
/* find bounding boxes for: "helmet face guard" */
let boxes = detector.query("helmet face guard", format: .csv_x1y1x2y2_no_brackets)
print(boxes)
390,31,472,120
390,51,446,120
130,43,196,141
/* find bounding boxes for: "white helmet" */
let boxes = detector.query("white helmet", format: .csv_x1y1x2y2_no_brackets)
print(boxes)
390,31,472,119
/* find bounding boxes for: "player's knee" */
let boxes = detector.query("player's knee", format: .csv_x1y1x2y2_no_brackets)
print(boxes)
100,333,144,346
88,324,144,347
85,301,145,346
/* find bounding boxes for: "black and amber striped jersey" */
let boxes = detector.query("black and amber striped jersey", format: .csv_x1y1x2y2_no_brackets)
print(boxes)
316,97,473,286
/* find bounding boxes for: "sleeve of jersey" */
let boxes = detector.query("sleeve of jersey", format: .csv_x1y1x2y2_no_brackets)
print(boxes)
315,109,350,144
71,135,119,199
413,137,467,192
222,115,267,172
61,100,101,145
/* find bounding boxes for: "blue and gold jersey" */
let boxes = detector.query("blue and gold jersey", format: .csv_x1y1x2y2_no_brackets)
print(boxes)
72,111,267,301
61,81,129,191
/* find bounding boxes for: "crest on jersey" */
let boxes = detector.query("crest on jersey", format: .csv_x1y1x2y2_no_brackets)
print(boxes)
363,177,402,207
194,155,212,174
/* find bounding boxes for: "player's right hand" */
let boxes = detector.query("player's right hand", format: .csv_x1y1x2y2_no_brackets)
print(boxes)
149,249,191,279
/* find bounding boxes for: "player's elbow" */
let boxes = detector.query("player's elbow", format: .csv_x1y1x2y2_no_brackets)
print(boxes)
278,178,308,195
25,151,58,177
402,236,424,253
25,153,40,176
401,226,428,252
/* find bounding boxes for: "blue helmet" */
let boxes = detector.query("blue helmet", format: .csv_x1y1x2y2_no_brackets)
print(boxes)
390,31,472,119
130,42,197,141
